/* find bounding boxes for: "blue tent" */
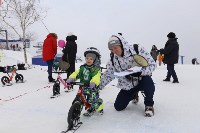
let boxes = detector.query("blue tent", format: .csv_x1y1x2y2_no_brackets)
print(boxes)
32,54,62,66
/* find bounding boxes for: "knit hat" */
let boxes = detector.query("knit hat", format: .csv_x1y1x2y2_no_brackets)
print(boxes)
167,32,176,38
86,53,96,61
108,36,121,50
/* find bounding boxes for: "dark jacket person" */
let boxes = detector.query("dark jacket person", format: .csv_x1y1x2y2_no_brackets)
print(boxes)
62,32,77,78
160,32,179,83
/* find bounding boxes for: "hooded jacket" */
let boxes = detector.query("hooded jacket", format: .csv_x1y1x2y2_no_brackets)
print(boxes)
160,38,179,64
62,35,77,64
100,34,156,90
42,33,57,61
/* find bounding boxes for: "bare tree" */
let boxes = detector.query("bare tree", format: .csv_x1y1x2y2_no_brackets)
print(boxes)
26,31,37,42
0,0,46,63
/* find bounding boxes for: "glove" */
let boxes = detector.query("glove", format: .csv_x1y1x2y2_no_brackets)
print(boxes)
66,78,74,84
125,72,142,80
89,82,96,88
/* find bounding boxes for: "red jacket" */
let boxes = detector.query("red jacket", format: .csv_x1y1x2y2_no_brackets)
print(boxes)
42,34,57,61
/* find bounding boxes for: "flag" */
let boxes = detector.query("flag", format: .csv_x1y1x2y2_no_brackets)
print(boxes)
0,0,3,6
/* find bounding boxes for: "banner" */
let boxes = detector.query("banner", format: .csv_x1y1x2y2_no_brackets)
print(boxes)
0,0,3,6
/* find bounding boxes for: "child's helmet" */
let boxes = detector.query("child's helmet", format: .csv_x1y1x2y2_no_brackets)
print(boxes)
84,47,101,66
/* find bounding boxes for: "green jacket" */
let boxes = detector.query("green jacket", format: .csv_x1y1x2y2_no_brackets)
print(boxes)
69,64,101,86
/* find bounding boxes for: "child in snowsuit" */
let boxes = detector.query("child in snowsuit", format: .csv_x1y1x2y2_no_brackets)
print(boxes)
66,47,103,116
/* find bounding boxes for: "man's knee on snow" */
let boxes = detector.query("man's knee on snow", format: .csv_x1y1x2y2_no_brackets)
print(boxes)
114,103,126,111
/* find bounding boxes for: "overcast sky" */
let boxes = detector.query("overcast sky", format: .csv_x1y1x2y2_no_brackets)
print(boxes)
31,0,200,64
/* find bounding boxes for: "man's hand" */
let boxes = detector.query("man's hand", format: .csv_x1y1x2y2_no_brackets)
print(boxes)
125,72,142,80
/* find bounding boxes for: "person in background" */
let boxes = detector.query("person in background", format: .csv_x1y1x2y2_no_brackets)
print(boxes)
150,45,159,62
62,32,77,78
192,58,199,65
13,44,15,51
159,32,179,83
42,33,57,82
100,34,156,117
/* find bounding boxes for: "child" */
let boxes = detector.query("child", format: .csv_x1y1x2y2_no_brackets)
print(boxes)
66,47,103,116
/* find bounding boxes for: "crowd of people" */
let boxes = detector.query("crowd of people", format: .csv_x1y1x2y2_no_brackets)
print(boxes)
42,32,181,117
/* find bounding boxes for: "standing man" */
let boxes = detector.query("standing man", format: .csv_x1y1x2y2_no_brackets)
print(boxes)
100,34,156,117
160,32,179,83
62,32,77,78
42,33,57,82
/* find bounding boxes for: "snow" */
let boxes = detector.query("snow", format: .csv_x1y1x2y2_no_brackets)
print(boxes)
0,50,200,133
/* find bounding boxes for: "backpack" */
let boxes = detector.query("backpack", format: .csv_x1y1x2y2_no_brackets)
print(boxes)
110,44,139,66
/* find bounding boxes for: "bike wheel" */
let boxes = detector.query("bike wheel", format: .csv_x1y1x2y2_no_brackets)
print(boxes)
67,102,82,130
53,82,60,95
15,74,24,82
1,76,10,85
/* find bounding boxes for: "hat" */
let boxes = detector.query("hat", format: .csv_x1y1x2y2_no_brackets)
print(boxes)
67,32,74,36
167,32,176,38
86,53,96,61
66,32,77,41
108,36,121,50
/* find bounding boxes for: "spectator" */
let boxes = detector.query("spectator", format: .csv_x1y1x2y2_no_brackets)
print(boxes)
42,33,58,82
150,45,159,62
192,58,199,65
13,44,15,51
160,32,179,83
10,44,12,50
62,32,77,78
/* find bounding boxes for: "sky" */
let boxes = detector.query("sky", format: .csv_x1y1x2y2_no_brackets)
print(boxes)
2,0,200,64
1,49,200,133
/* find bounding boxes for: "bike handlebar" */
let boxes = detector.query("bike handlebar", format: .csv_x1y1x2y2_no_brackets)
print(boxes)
68,82,89,87
100,67,107,70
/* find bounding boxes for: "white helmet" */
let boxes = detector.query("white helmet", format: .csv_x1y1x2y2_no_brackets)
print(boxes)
84,47,101,66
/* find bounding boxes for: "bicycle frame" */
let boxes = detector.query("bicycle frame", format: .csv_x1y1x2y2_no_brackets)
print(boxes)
6,66,17,81
70,82,90,110
52,71,68,89
56,72,68,89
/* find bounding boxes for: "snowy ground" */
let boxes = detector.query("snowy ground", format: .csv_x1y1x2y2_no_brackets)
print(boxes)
0,50,200,133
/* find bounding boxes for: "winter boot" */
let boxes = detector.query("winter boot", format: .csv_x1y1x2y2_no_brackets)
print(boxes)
97,109,104,115
48,76,55,82
83,108,95,116
145,106,154,117
163,78,170,82
132,92,139,104
172,80,179,83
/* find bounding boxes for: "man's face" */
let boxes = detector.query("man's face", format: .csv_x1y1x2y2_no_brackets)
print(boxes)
111,45,123,56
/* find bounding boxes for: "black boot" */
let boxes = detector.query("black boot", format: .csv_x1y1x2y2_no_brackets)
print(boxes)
163,78,170,81
172,80,179,83
48,76,55,82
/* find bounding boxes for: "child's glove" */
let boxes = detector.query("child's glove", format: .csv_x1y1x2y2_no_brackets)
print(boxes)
89,82,96,88
66,78,74,84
